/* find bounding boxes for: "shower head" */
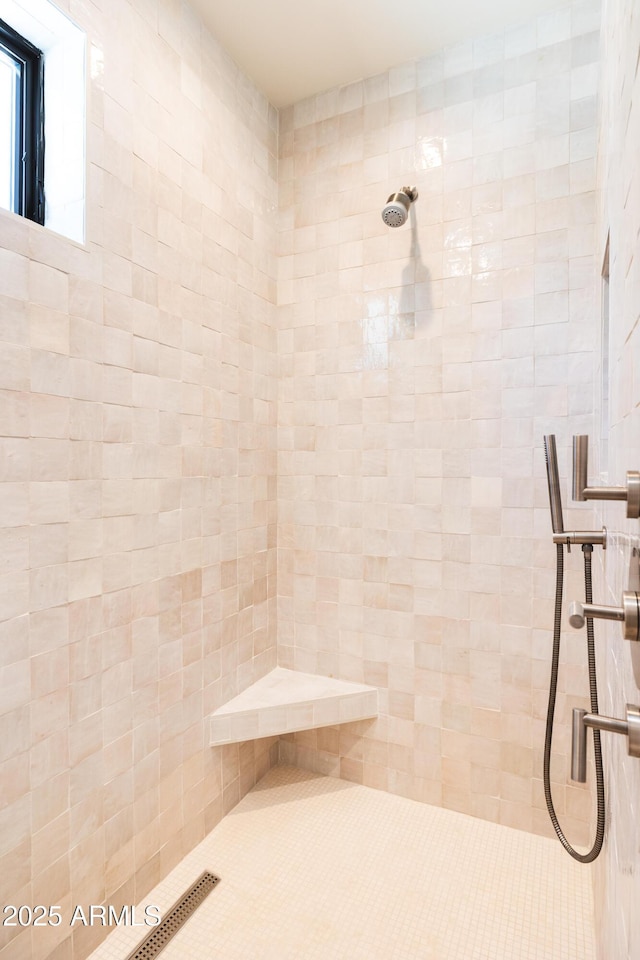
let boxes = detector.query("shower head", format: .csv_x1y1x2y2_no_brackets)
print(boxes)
543,434,565,535
382,186,418,227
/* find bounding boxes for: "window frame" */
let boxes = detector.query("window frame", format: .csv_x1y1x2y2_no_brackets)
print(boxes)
0,16,44,225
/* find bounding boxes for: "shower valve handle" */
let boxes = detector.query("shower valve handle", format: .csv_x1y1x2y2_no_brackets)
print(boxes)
572,435,640,518
572,705,640,781
568,592,640,642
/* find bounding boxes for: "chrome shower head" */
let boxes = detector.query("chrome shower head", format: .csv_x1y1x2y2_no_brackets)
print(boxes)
381,186,418,227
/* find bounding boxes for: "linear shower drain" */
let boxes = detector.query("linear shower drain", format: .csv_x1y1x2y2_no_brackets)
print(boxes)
124,871,220,960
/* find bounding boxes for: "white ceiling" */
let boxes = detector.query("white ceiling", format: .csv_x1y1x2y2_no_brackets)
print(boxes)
190,0,574,107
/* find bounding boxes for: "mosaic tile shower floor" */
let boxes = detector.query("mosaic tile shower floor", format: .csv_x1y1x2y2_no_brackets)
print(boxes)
89,765,595,960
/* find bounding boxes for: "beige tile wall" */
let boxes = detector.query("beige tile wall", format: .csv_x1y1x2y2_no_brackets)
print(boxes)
592,2,640,958
1,0,620,957
277,0,602,842
0,1,279,958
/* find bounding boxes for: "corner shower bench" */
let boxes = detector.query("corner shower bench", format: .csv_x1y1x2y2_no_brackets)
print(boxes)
209,667,378,745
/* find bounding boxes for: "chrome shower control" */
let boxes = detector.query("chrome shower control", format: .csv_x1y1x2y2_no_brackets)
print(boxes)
573,435,640,519
568,592,640,642
571,705,640,782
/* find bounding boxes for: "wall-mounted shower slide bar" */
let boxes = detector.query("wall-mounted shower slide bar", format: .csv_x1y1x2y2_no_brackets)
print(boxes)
573,434,640,518
572,705,640,782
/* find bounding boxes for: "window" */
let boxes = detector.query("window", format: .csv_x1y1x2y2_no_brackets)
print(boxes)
0,0,85,242
0,17,44,224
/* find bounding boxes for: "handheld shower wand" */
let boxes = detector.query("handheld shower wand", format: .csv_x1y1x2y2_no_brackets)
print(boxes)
543,434,564,535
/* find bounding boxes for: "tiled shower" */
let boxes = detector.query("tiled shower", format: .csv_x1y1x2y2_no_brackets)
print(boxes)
0,0,639,957
277,0,600,839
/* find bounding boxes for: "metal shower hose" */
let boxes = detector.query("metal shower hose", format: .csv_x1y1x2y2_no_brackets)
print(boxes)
543,541,605,862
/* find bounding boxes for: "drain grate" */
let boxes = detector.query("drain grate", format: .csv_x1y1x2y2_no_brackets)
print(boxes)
124,871,220,960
